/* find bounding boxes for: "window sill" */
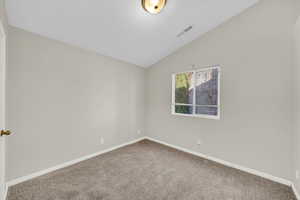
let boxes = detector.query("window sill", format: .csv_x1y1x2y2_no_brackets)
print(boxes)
171,112,220,120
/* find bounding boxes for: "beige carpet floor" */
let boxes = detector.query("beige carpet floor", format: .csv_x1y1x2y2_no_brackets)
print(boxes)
7,139,296,200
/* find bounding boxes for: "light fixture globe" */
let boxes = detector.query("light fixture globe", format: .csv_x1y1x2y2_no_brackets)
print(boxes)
142,0,167,14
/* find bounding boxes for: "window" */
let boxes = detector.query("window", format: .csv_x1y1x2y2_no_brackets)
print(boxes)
171,66,220,119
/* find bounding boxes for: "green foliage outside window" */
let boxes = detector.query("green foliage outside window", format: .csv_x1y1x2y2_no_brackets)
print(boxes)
175,72,193,114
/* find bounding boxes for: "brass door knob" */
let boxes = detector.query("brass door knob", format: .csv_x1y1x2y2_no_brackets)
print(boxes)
1,130,11,136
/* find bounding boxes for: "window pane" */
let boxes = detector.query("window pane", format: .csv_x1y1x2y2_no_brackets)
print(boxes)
175,105,193,115
195,68,218,105
195,106,218,116
175,72,194,104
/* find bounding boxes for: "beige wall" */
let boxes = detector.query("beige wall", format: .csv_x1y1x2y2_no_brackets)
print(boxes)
293,9,300,193
6,27,145,181
146,0,296,180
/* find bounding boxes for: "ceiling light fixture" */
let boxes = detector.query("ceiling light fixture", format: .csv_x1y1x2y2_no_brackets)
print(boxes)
142,0,167,14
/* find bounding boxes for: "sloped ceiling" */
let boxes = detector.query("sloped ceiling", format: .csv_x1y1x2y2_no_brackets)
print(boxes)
6,0,258,67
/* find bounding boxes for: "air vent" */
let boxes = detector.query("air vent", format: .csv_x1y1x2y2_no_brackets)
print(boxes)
177,25,193,37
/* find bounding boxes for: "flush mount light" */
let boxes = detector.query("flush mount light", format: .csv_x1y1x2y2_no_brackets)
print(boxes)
142,0,167,14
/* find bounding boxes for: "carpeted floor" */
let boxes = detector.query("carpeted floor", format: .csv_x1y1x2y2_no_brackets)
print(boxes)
7,140,296,200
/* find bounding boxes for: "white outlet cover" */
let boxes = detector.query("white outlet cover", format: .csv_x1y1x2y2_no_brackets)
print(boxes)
137,130,142,135
296,170,299,179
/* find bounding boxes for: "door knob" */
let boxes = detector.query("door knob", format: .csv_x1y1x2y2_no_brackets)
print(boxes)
1,130,11,136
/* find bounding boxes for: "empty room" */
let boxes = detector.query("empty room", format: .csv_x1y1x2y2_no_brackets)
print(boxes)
1,0,300,199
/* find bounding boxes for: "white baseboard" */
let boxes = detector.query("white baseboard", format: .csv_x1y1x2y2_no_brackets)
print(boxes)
6,137,146,187
144,136,292,186
292,184,300,200
6,135,294,195
3,183,8,200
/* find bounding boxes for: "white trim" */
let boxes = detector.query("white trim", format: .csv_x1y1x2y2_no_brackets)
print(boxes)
6,137,146,187
192,70,196,115
5,136,294,193
3,184,7,200
171,74,175,114
1,141,5,200
171,65,221,76
173,103,218,107
0,19,6,200
292,184,300,200
0,20,5,39
144,136,292,186
172,112,221,120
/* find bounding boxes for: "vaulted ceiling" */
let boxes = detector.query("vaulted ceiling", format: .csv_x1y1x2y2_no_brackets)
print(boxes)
6,0,258,67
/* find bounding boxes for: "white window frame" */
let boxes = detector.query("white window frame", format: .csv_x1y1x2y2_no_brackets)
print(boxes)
171,66,221,120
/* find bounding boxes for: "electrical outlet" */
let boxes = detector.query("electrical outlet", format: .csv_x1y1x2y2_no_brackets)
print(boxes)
100,137,104,145
137,130,142,135
197,139,202,145
296,170,299,179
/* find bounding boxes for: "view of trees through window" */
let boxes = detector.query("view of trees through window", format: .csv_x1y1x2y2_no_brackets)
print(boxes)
172,67,220,118
175,72,193,114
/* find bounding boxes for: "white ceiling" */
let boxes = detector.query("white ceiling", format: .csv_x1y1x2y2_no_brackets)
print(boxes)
6,0,258,67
